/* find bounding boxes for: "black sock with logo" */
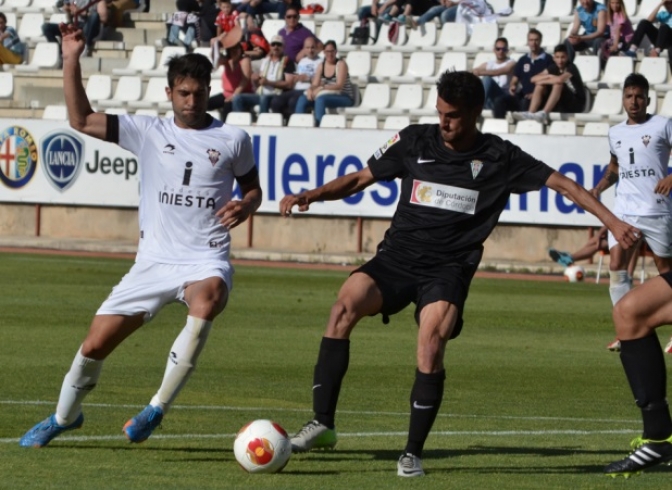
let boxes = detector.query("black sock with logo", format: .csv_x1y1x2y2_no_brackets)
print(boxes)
313,337,350,430
404,369,445,457
620,335,672,440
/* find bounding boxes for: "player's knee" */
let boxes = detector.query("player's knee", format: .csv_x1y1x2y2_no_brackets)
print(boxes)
80,339,111,360
613,294,647,337
189,298,225,320
326,300,358,336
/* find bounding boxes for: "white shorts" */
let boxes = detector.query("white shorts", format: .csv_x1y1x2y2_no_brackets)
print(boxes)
96,260,233,320
608,214,672,258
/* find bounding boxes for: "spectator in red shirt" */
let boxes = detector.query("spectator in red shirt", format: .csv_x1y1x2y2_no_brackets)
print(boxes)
214,0,238,39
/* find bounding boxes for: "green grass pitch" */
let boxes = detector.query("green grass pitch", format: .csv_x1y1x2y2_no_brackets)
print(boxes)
1,252,671,489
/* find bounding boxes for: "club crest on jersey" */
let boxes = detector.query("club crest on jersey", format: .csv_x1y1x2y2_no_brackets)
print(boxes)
206,148,221,166
642,135,651,147
373,132,400,160
470,160,483,179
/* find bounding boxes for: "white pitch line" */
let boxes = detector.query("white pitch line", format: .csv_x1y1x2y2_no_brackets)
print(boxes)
0,429,639,445
0,400,641,425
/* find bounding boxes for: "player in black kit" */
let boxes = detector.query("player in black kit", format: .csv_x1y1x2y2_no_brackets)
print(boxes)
279,71,640,477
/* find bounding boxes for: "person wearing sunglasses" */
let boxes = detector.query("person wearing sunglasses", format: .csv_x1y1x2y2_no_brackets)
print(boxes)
278,6,323,63
472,37,516,111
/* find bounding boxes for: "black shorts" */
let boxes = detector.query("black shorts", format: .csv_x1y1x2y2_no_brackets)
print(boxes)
352,248,483,339
662,271,672,288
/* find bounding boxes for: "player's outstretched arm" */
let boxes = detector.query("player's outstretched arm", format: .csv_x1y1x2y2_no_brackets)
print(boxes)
545,171,640,250
60,23,107,141
279,167,377,216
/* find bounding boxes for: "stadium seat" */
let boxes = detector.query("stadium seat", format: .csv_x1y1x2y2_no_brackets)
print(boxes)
399,21,436,52
48,13,67,24
582,122,610,136
318,20,346,46
623,0,638,18
488,0,511,13
647,89,659,115
18,12,45,41
481,118,509,134
390,51,435,83
370,50,404,81
320,0,358,20
431,22,467,52
547,121,577,135
515,120,544,135
586,56,633,89
288,114,315,127
383,115,410,130
319,114,347,128
342,19,377,51
575,89,623,122
637,57,669,85
536,21,561,50
4,0,32,10
193,46,213,63
350,114,378,129
128,77,169,109
260,19,285,42
256,113,283,126
659,91,672,117
361,22,406,52
208,110,221,120
85,74,113,102
508,0,541,20
637,0,663,20
4,12,17,28
573,55,601,84
410,85,438,116
135,109,159,117
501,22,530,51
165,110,175,118
378,84,423,115
458,22,498,53
226,112,252,126
418,115,439,125
0,72,14,98
104,107,129,115
344,83,390,115
42,104,67,120
538,0,573,21
22,0,53,11
15,41,59,71
113,45,157,75
345,50,371,81
98,76,143,107
142,46,187,76
423,52,467,84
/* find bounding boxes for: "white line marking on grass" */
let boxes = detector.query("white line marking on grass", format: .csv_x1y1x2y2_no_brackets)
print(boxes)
0,429,639,445
0,400,640,424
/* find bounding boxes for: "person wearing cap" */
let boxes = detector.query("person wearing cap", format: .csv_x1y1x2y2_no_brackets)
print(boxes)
208,24,253,121
232,33,296,116
278,6,322,63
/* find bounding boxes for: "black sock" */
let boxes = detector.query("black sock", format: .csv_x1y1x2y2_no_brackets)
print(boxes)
404,369,445,458
312,337,350,429
620,335,672,440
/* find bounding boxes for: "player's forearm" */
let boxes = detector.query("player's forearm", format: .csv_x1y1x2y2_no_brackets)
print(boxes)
559,178,621,229
62,56,95,132
593,164,619,193
305,170,373,204
240,187,262,216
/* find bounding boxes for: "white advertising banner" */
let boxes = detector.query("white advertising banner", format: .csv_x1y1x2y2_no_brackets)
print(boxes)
0,118,636,227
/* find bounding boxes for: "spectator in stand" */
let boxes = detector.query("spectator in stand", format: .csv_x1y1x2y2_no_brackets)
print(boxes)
511,44,586,125
278,6,323,63
207,24,253,121
391,0,440,25
212,0,239,43
412,0,458,29
623,0,672,67
42,0,104,59
166,0,201,49
295,40,355,126
240,16,269,61
493,28,553,119
564,0,607,61
0,12,25,65
244,0,302,20
472,37,516,111
198,0,220,44
599,0,634,68
270,36,321,124
356,0,398,43
232,34,295,116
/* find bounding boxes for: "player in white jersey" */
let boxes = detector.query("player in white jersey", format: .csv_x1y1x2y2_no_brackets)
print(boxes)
19,23,262,448
591,73,672,353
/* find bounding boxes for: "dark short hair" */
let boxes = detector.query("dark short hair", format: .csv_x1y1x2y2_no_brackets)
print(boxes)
553,44,568,54
166,53,212,88
285,6,299,16
0,13,6,23
623,73,649,93
324,39,337,50
528,28,542,41
436,70,485,110
494,37,508,47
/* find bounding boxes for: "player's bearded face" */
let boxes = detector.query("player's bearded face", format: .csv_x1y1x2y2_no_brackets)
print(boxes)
166,76,211,129
622,86,648,122
436,97,478,147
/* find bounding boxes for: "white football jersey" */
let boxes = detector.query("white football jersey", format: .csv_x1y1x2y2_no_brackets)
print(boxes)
608,115,672,216
118,115,256,264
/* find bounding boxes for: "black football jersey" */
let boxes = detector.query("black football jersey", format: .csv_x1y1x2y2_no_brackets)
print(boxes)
367,124,554,266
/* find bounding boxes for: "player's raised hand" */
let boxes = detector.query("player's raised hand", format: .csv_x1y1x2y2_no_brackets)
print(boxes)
279,193,310,217
215,199,254,229
59,23,85,61
655,175,672,195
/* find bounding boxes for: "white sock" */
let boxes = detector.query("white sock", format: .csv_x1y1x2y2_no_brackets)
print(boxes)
150,316,212,414
609,270,631,305
55,347,103,425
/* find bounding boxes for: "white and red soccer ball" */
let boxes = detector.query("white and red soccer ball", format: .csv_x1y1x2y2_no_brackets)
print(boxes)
233,419,292,473
563,265,585,283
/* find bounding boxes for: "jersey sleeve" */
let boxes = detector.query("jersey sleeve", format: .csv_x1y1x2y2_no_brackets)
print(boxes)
117,115,155,155
665,118,672,148
232,131,256,177
366,127,411,181
506,142,555,194
608,127,617,156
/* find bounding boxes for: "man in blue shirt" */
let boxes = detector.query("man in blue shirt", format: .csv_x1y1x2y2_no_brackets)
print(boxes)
564,0,607,61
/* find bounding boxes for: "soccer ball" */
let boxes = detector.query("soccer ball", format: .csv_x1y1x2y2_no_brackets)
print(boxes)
563,265,585,283
233,419,292,473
